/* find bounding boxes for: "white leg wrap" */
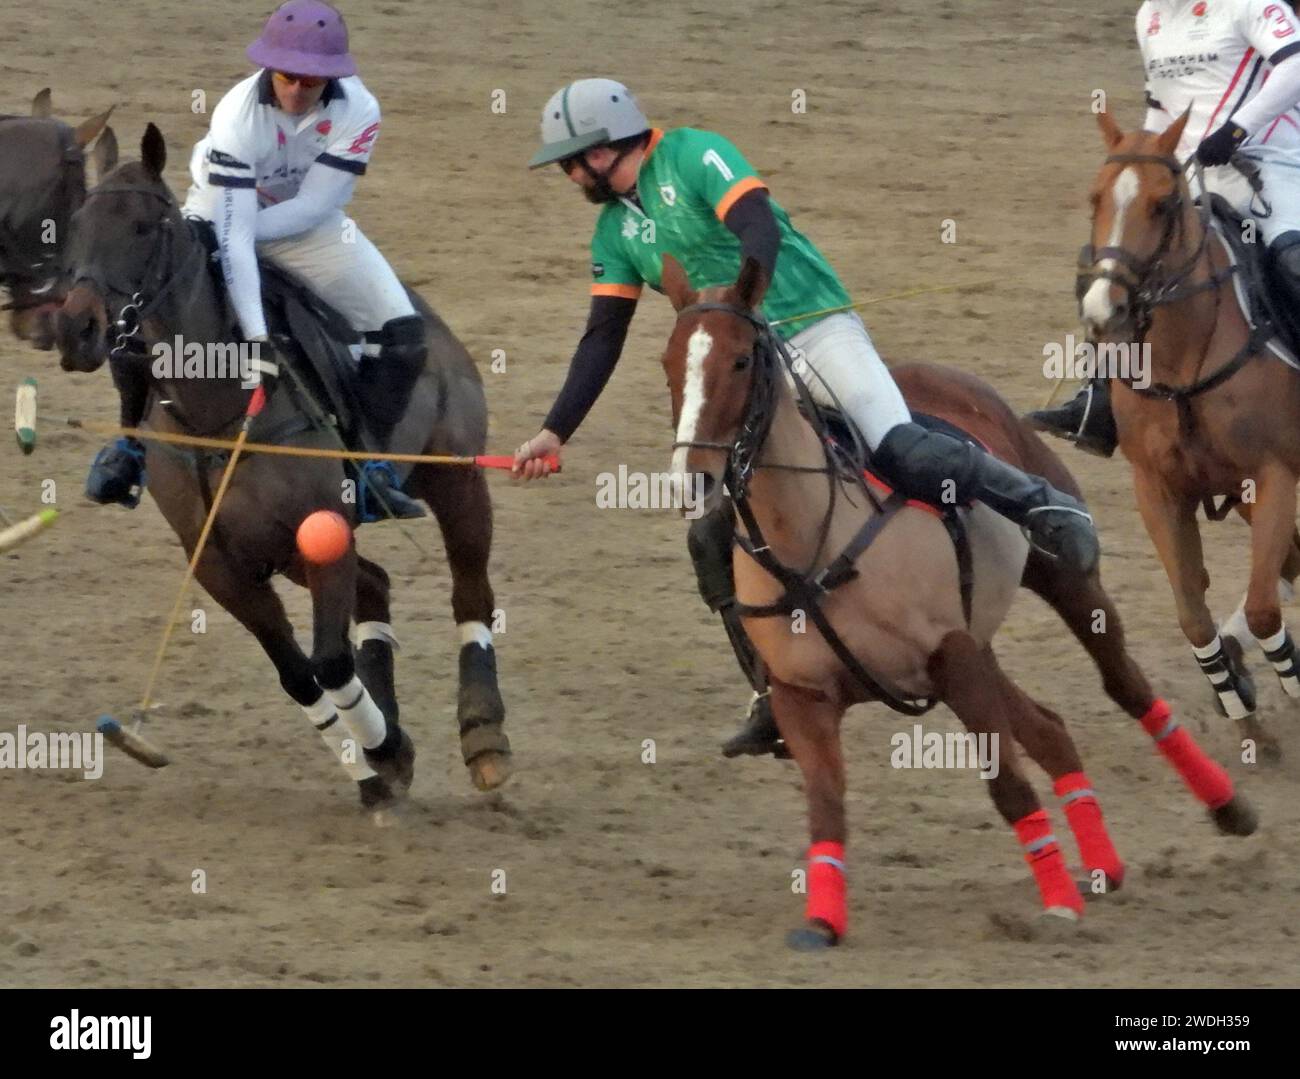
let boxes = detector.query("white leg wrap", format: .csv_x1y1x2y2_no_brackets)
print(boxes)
355,621,400,650
1191,635,1251,720
324,676,388,750
459,621,493,649
301,695,376,781
1256,624,1300,698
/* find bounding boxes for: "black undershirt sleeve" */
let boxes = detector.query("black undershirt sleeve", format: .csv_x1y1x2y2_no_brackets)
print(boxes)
542,294,638,442
723,187,780,278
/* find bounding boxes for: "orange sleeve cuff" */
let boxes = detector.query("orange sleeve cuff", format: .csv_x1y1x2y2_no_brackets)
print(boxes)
591,283,643,299
714,176,768,221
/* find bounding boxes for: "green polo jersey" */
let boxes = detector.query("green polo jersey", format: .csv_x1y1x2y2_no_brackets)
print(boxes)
589,127,851,338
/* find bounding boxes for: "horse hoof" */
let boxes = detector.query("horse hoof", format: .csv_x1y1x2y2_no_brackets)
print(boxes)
358,775,395,810
1040,905,1081,923
468,750,513,792
786,921,839,951
1211,795,1259,837
365,729,416,799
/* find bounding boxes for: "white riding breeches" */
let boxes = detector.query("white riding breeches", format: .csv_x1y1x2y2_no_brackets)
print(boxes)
1201,148,1300,244
784,311,912,450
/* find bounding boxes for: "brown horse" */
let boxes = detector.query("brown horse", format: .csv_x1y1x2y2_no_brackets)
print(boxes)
0,89,114,348
54,126,511,810
1079,109,1300,762
658,253,1253,949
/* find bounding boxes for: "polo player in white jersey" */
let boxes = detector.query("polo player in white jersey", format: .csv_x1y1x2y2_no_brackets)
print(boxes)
86,0,425,518
1033,0,1300,453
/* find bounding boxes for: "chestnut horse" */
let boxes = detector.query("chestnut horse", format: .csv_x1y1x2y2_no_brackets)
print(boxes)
658,254,1252,949
1080,109,1300,762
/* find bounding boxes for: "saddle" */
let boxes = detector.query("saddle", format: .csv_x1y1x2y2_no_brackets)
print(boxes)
817,406,983,515
190,217,373,449
1205,193,1300,368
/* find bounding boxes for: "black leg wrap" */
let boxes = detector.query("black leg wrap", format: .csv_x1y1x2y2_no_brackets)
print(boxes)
110,353,151,429
313,650,355,693
358,315,427,445
687,503,739,612
355,638,399,723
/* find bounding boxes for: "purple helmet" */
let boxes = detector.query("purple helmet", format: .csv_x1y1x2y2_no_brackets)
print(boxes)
246,1,357,78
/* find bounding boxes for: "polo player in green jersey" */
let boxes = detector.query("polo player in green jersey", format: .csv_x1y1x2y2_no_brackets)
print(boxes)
513,78,1099,758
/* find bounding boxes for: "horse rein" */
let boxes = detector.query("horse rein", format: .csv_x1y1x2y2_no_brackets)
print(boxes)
1078,152,1267,408
74,182,208,361
668,299,934,715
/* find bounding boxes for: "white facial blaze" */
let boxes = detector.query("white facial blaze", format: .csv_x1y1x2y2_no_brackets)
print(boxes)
671,327,713,479
1081,166,1138,331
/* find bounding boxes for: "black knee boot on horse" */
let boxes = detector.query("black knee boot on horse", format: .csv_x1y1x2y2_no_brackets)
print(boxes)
688,503,789,759
872,421,1101,575
354,314,428,521
1025,377,1118,458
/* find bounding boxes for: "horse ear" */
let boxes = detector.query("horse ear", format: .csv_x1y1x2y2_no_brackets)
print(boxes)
1156,106,1193,157
73,105,114,148
93,126,119,178
1096,108,1124,150
141,123,166,178
735,256,770,310
661,254,696,311
31,88,52,118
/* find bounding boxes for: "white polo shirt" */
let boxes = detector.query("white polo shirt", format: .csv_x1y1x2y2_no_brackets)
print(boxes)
1139,0,1300,157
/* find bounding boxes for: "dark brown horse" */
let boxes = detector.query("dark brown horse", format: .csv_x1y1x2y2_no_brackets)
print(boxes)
1080,109,1300,762
659,254,1253,949
54,125,511,812
0,89,113,348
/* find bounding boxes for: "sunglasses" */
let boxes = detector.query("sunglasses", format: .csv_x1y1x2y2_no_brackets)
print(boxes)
273,72,328,89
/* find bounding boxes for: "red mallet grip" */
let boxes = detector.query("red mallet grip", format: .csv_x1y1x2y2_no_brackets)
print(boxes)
476,453,561,473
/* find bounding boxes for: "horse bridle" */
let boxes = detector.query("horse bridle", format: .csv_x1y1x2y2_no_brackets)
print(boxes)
74,182,206,360
1076,152,1233,342
0,124,85,312
667,299,936,714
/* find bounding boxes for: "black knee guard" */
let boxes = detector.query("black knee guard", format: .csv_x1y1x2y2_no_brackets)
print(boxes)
110,352,151,429
687,504,737,612
871,422,981,506
1272,230,1300,298
358,315,427,441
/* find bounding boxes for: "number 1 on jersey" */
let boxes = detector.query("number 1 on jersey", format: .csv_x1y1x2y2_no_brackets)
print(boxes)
702,148,735,182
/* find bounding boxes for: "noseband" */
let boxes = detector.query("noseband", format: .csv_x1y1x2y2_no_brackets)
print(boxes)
1076,153,1231,340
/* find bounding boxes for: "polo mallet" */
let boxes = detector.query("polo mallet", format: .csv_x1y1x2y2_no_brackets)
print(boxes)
97,384,269,769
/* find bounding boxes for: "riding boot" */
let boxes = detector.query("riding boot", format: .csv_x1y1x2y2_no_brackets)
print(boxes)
1025,377,1118,458
687,503,789,759
86,353,151,508
356,315,428,522
872,421,1101,576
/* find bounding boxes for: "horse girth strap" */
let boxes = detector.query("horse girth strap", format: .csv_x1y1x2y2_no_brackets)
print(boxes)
730,491,938,717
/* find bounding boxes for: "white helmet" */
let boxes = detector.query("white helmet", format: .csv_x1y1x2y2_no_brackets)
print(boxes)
528,78,650,169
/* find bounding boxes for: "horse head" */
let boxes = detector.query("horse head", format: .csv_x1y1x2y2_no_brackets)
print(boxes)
57,123,179,372
0,90,115,349
1078,107,1196,342
660,253,770,516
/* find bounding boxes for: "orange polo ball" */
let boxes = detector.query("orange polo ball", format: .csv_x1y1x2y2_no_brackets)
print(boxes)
297,510,352,565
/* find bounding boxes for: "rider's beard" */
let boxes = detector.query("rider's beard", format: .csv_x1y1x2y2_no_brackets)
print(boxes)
582,176,619,204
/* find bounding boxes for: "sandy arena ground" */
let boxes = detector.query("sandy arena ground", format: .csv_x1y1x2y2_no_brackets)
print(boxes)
1,0,1297,987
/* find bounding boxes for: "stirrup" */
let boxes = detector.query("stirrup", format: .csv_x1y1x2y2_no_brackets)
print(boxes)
359,460,426,522
721,691,791,760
